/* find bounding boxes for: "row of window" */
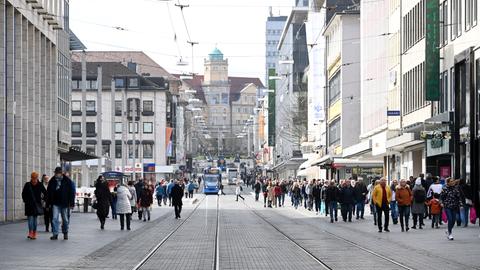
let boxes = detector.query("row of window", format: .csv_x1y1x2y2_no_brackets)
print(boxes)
266,40,279,46
234,107,255,114
72,100,154,113
71,77,140,90
328,117,341,146
74,143,154,159
267,51,279,57
402,0,425,52
440,0,478,48
72,122,154,134
402,62,428,115
266,29,282,36
438,68,455,113
328,71,341,105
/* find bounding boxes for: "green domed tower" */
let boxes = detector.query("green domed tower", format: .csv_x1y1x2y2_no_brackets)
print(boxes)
204,47,228,84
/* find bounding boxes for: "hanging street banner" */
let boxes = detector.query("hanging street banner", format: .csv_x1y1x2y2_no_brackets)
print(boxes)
425,0,440,101
268,68,276,147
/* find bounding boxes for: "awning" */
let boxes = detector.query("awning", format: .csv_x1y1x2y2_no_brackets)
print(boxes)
60,147,98,162
329,158,383,168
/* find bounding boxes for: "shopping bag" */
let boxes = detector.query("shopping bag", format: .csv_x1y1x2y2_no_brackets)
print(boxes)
470,207,477,224
442,209,448,223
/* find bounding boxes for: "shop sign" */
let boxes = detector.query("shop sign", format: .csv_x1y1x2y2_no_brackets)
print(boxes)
425,0,440,100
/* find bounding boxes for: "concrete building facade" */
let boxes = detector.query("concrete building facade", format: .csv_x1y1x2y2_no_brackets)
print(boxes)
0,0,71,221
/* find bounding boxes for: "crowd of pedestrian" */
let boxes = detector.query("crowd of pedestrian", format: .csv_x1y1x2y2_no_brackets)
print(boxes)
22,171,198,240
252,173,477,241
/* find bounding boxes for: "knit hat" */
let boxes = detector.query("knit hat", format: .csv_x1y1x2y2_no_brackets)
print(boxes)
54,167,63,174
31,172,39,179
415,178,422,186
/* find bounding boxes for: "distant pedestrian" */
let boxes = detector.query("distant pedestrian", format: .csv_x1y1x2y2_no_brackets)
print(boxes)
219,182,226,195
134,179,145,219
396,179,412,232
426,193,442,229
111,185,118,220
312,181,322,215
354,179,368,219
390,180,399,225
325,180,339,223
372,178,392,232
339,180,355,222
280,180,287,207
262,181,268,207
412,178,426,229
458,179,472,227
273,182,281,207
139,184,153,222
46,167,75,240
254,180,261,202
22,172,46,240
171,180,184,219
116,182,133,230
127,181,138,214
156,181,167,206
167,179,174,206
367,179,379,225
41,174,52,232
187,181,195,198
236,182,245,201
440,178,463,240
94,176,112,230
292,182,301,209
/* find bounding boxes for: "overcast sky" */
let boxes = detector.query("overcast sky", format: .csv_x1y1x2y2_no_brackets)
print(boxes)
70,0,294,81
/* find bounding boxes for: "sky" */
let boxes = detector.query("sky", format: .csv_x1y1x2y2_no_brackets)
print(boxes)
70,0,294,82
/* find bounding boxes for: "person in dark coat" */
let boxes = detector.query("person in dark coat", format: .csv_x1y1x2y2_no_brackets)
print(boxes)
46,167,75,240
22,172,46,239
325,180,339,223
134,179,145,220
41,174,52,232
139,184,154,221
171,180,184,219
339,180,355,222
94,176,112,230
354,179,368,219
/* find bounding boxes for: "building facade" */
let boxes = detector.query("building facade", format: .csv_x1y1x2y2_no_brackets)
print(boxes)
265,14,288,87
0,0,72,221
70,61,170,186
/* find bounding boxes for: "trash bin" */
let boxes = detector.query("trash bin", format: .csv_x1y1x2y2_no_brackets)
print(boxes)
83,197,91,213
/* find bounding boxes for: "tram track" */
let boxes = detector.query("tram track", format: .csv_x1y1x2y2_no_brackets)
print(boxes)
243,200,415,270
132,195,220,270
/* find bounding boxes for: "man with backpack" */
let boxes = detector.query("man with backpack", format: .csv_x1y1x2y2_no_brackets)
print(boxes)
412,178,426,229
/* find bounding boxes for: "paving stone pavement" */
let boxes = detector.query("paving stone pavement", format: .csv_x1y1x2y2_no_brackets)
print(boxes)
245,191,480,270
0,197,199,270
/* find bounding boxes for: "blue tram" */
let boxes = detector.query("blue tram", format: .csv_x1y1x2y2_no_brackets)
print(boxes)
203,167,221,195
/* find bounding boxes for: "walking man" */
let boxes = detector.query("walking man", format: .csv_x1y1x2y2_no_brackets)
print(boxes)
171,180,184,219
46,167,75,240
372,178,392,233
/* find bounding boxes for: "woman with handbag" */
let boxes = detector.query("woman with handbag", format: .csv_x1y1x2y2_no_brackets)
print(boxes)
94,176,112,230
22,172,46,239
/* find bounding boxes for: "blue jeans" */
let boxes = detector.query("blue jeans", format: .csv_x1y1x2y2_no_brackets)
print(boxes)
27,216,38,231
459,206,470,226
329,201,338,221
356,201,365,218
445,208,458,234
314,198,322,213
398,205,411,229
390,201,398,221
293,196,300,209
52,205,70,236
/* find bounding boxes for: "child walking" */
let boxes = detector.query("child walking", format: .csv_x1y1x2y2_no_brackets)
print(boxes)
426,193,442,229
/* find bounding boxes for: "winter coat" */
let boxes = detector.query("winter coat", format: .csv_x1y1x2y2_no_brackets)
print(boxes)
235,186,242,195
440,185,462,210
171,184,184,206
134,181,144,203
156,185,167,197
325,186,339,203
139,187,153,207
267,186,275,200
128,186,137,207
115,186,132,214
354,183,368,202
22,181,46,216
339,186,355,204
273,186,282,196
254,182,261,193
46,175,75,208
372,184,392,208
94,181,112,218
395,186,412,206
167,182,174,196
426,198,442,215
292,186,301,198
312,185,322,199
411,185,426,214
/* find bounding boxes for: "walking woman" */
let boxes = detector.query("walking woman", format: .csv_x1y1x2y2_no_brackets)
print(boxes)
139,184,153,221
440,178,463,240
22,172,46,239
94,175,112,230
236,182,245,201
41,174,52,232
116,182,133,230
411,178,426,229
396,179,412,232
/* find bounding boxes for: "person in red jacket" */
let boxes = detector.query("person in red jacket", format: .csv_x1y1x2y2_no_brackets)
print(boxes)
274,182,282,208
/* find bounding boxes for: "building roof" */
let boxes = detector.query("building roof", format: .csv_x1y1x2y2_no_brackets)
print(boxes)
174,74,264,103
71,51,176,80
69,31,86,51
71,61,167,89
208,47,224,61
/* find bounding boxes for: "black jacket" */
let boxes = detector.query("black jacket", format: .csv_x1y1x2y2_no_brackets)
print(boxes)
134,181,144,203
94,181,112,218
325,186,339,202
22,182,46,216
171,184,184,206
254,182,261,193
46,175,75,208
339,186,355,204
354,183,368,202
312,185,322,199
